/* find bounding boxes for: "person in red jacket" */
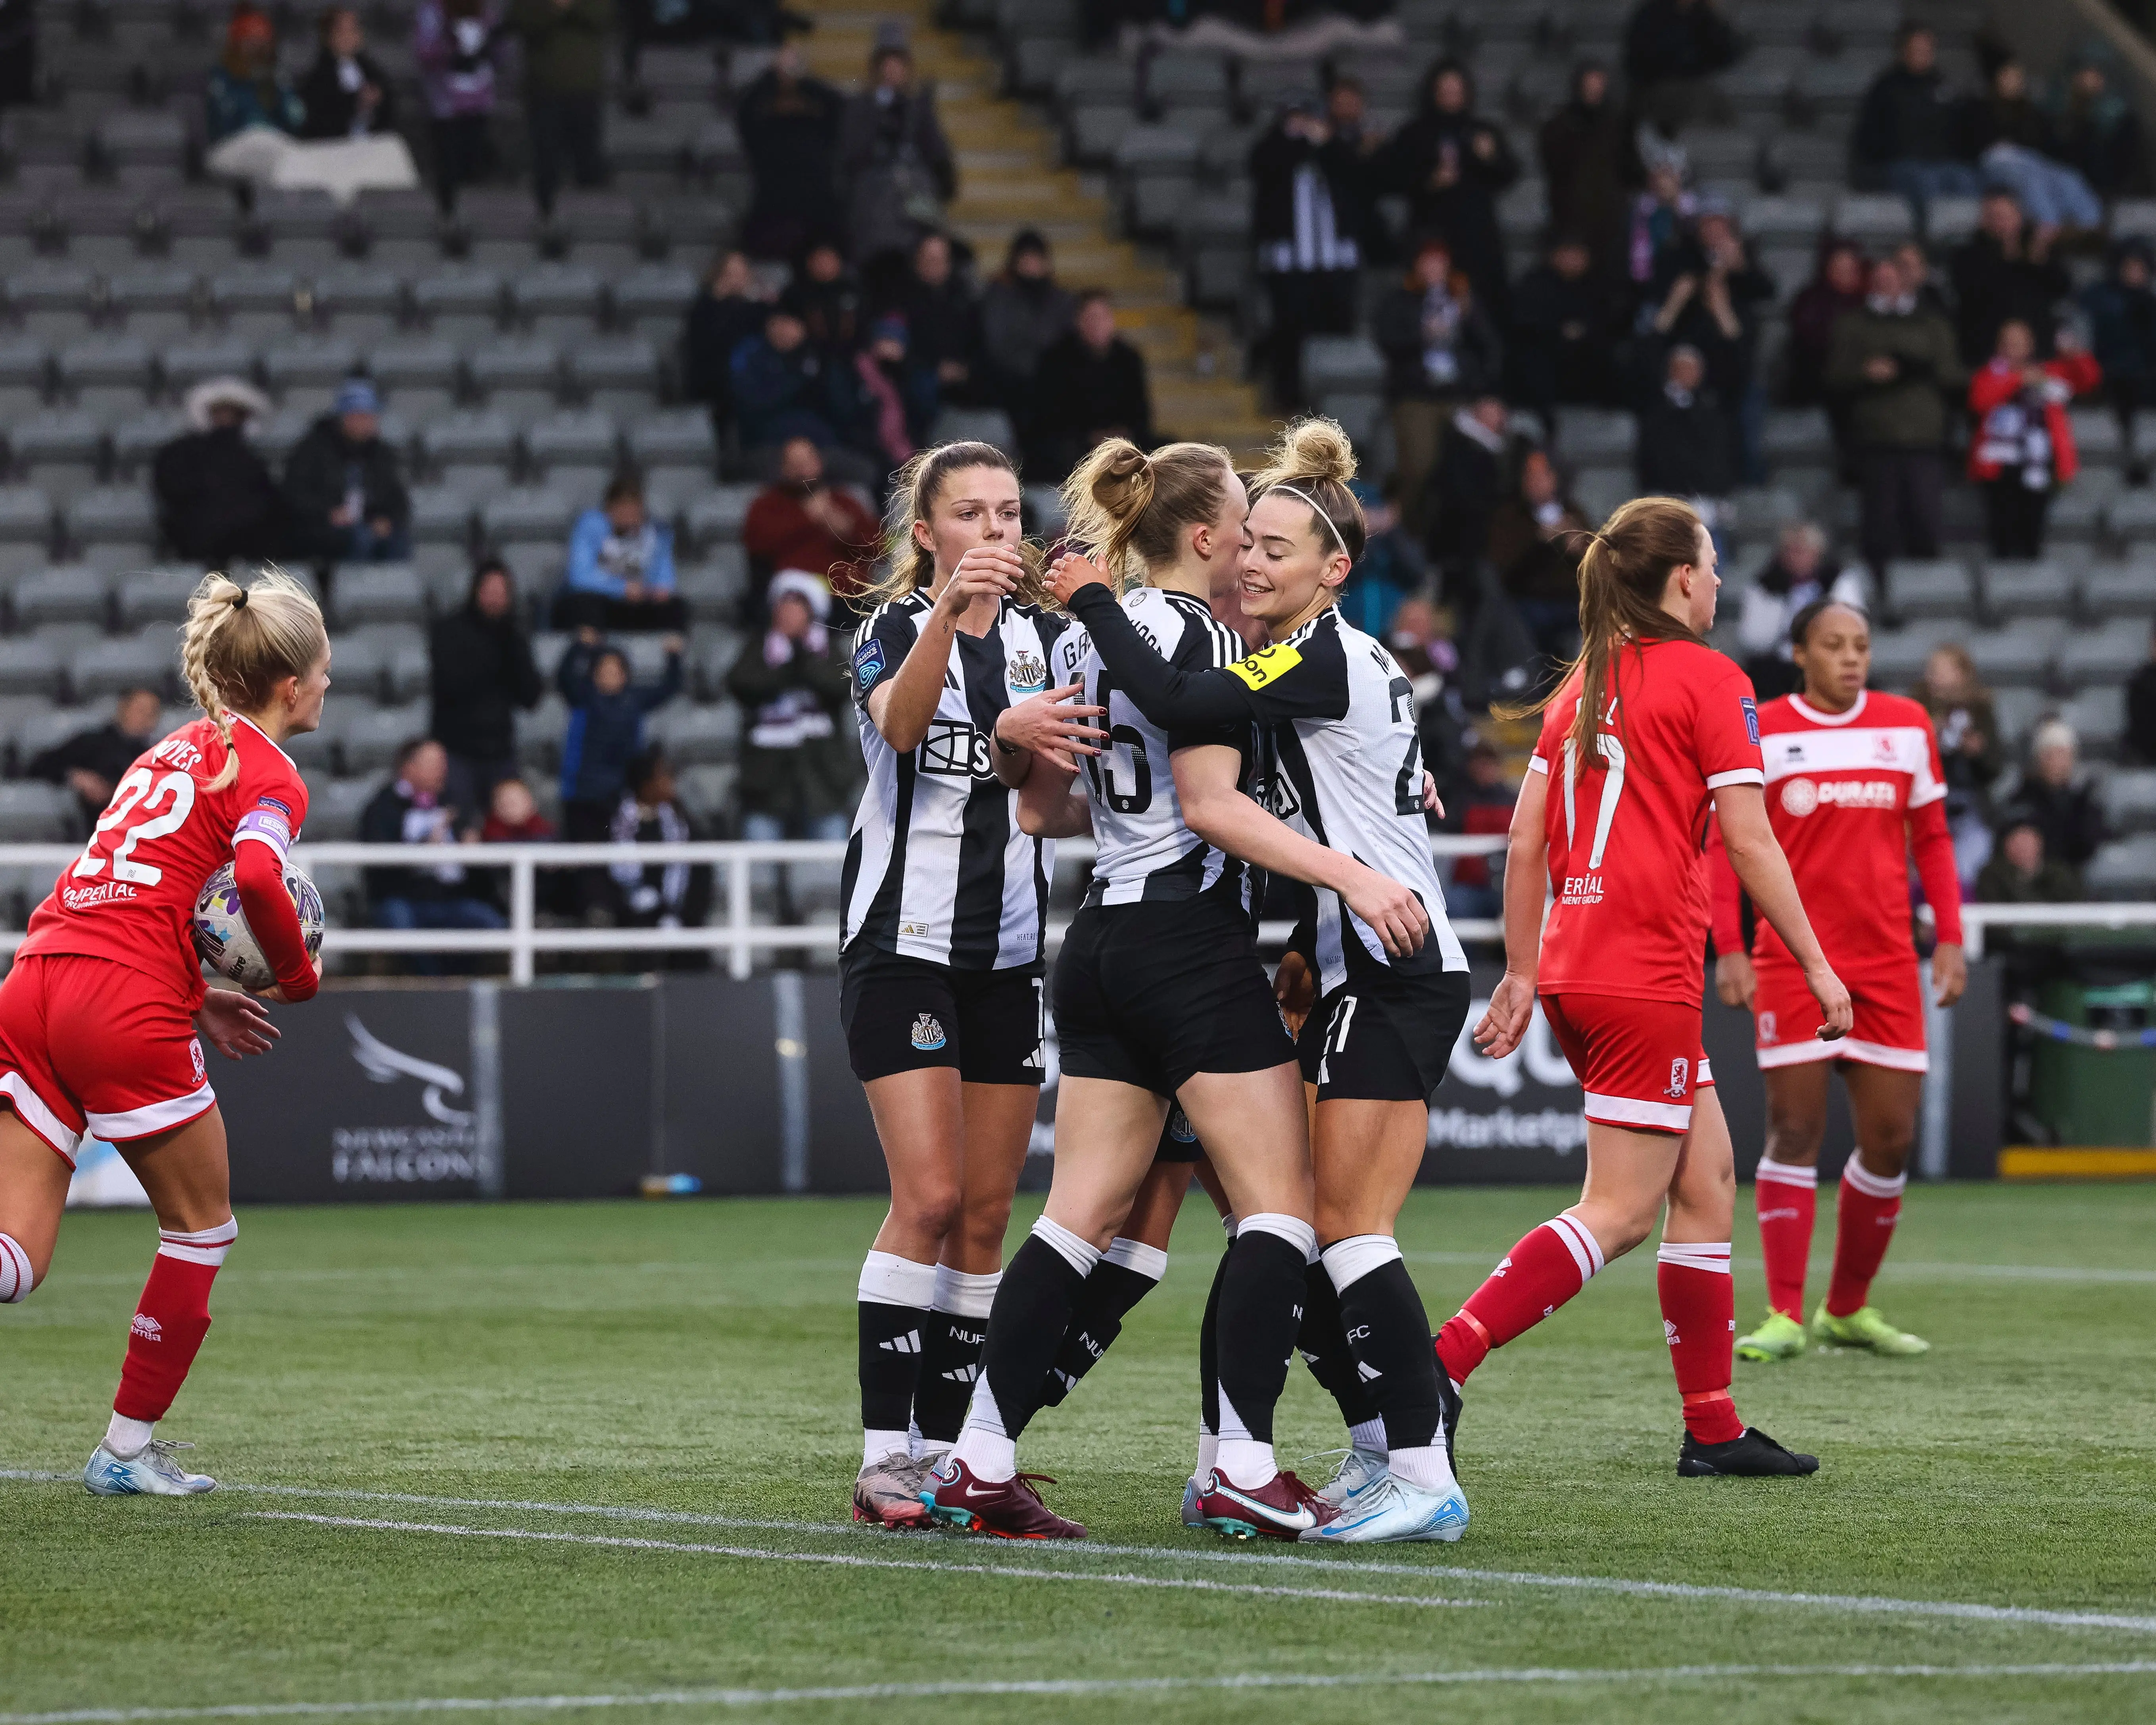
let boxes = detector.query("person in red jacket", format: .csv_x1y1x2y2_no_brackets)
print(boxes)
741,436,881,611
0,569,329,1495
1710,597,1966,1363
1967,317,2102,558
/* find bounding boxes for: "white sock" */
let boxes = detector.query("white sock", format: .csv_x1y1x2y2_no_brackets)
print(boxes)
1348,1416,1387,1454
1387,1442,1460,1494
948,1378,1017,1483
864,1428,911,1469
1194,1423,1218,1483
105,1414,154,1458
0,1232,31,1302
1215,1437,1277,1487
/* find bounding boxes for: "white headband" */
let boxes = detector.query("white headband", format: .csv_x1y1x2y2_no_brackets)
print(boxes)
1269,484,1352,559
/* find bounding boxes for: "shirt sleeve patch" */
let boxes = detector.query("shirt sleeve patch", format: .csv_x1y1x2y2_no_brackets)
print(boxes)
1741,695,1760,745
1226,641,1302,690
853,638,887,694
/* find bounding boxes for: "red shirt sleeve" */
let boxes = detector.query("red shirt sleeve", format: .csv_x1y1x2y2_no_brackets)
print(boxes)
233,839,319,1000
1908,797,1964,947
1692,655,1766,788
1705,813,1746,958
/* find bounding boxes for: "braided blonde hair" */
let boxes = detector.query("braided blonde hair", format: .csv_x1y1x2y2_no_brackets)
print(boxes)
179,567,328,790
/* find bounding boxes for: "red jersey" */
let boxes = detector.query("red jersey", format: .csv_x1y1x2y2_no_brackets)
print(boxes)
1710,689,1961,977
1532,638,1764,1005
18,715,310,1008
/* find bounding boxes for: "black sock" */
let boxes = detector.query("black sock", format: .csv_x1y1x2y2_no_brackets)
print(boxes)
1298,1255,1382,1433
1040,1255,1161,1408
1215,1226,1310,1448
857,1297,929,1446
1332,1254,1446,1456
912,1309,987,1445
975,1232,1089,1448
1198,1241,1231,1441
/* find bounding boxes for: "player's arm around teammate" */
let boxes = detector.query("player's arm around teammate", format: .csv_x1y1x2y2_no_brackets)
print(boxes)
0,570,328,1495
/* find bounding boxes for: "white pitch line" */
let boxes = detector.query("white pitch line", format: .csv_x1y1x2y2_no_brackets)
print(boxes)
8,1469,2154,1637
8,1659,2156,1723
1401,1252,2156,1285
249,1513,1486,1612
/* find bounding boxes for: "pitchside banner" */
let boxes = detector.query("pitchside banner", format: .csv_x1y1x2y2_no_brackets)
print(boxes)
182,962,1997,1205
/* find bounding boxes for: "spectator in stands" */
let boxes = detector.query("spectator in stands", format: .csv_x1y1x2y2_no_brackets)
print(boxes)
1249,93,1377,409
894,231,985,409
788,238,863,354
1510,234,1619,426
557,630,684,845
737,42,845,262
726,569,857,849
1960,55,2103,235
1968,316,2101,559
980,229,1076,430
1622,0,1739,134
1893,238,1952,319
1485,448,1587,668
283,378,412,564
601,750,712,956
154,377,288,565
362,738,506,967
1918,643,2006,885
1787,240,1868,413
1374,237,1503,545
511,0,612,216
1385,595,1466,784
1426,393,1512,587
296,9,396,139
481,775,554,843
731,304,856,456
1852,23,1979,227
1539,63,1641,285
206,4,303,142
1826,255,1964,590
1949,190,2071,367
2127,622,2156,765
430,555,545,808
556,474,687,633
2079,239,2156,485
1624,146,1696,296
0,0,33,111
682,250,769,444
1975,813,2083,906
1027,289,1153,479
1646,197,1774,479
2016,718,2107,877
413,0,507,213
1380,60,1519,324
1732,521,1867,701
854,313,927,465
742,437,881,608
1336,480,1426,642
1636,342,1735,503
837,33,956,271
1441,740,1515,919
2053,56,2146,202
29,687,163,836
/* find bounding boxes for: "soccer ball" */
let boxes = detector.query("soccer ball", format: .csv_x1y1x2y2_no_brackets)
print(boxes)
192,859,326,992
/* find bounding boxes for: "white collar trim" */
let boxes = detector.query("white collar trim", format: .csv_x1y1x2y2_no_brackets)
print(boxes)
1788,690,1867,728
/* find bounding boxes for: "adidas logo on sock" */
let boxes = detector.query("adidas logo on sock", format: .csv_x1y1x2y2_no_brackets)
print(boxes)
130,1314,162,1343
941,1364,979,1383
1355,1361,1383,1383
878,1331,921,1354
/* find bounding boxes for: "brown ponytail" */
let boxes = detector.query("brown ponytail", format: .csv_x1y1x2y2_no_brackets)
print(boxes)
863,440,1050,608
1060,437,1233,589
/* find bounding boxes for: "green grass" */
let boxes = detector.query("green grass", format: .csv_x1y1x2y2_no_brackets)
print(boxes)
4,1183,2155,1724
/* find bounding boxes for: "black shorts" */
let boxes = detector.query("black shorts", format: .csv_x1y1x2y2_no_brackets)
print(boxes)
1297,967,1472,1103
1053,898,1294,1099
839,944,1046,1085
1156,1102,1200,1163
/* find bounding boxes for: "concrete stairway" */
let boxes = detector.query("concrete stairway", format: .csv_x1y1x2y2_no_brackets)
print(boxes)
792,4,1276,461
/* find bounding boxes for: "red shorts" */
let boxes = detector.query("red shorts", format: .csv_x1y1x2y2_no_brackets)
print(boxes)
1541,992,1713,1138
1753,957,1927,1074
0,954,214,1167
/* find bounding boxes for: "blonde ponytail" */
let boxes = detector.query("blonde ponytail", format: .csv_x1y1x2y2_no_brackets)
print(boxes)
1060,438,1231,590
179,567,328,790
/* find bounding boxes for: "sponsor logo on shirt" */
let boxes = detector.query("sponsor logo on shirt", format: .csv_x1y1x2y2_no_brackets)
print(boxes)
853,639,887,693
1780,776,1897,816
60,880,138,909
917,719,995,781
1741,696,1760,745
1560,873,1606,905
1226,642,1302,689
1006,649,1048,694
910,1013,948,1051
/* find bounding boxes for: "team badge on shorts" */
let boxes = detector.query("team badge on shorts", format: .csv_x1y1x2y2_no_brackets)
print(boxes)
1666,1057,1689,1100
1166,1104,1196,1144
190,1038,206,1083
1757,1010,1778,1044
910,1014,948,1052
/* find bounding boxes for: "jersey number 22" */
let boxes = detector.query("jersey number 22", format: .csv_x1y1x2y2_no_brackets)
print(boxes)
73,768,197,887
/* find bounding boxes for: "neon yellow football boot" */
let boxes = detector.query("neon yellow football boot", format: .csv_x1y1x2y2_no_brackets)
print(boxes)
1810,1302,1930,1356
1736,1308,1808,1363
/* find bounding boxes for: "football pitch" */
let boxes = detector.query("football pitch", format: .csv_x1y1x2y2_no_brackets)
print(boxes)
5,1183,2154,1725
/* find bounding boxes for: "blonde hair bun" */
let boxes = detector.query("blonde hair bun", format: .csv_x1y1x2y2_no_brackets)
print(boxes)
1061,438,1233,590
1260,416,1358,490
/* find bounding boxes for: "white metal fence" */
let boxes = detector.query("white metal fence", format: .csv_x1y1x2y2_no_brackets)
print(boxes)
1,839,2151,985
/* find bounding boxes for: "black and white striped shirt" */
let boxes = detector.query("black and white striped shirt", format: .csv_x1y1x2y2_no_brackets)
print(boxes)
842,592,1070,970
1050,586,1256,910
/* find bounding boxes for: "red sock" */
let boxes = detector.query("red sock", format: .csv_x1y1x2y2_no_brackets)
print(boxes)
1657,1242,1742,1444
1753,1159,1817,1321
1434,1215,1603,1385
113,1221,235,1423
1826,1159,1905,1318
